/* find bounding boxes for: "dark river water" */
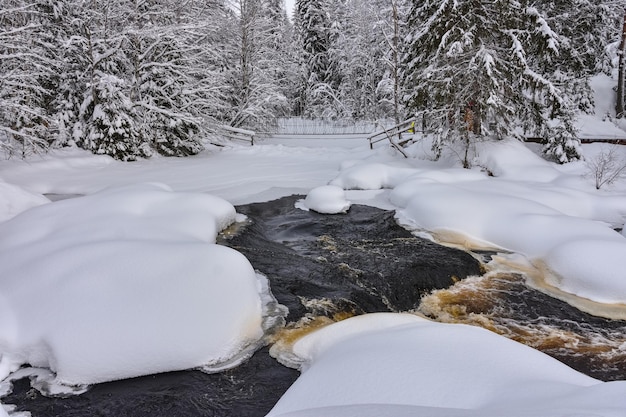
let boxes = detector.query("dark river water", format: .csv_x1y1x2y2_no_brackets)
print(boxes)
3,195,625,416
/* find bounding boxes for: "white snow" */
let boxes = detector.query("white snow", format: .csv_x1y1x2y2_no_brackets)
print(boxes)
329,162,416,190
0,181,49,223
0,119,626,415
0,140,370,205
0,183,268,388
297,185,351,214
268,313,626,417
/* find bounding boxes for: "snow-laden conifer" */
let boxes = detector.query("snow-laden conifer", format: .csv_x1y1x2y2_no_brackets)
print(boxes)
402,0,585,164
296,0,342,118
79,74,149,161
124,0,206,156
331,0,389,120
375,0,410,124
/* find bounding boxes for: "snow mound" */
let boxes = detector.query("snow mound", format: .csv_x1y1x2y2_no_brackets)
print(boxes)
329,163,416,190
544,240,626,304
394,180,626,304
0,182,49,223
474,139,561,181
267,313,626,417
0,184,267,387
297,185,351,214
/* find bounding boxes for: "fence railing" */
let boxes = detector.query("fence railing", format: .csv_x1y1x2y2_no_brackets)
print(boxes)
220,125,256,145
367,117,419,157
271,117,392,135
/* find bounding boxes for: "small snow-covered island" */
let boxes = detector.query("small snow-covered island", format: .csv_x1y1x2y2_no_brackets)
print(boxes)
2,1,626,416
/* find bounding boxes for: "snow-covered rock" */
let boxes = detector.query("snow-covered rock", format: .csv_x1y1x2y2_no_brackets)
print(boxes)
0,184,267,388
267,313,626,417
298,185,351,214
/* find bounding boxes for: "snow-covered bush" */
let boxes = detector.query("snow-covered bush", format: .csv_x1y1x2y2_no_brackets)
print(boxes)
542,123,583,164
585,144,626,189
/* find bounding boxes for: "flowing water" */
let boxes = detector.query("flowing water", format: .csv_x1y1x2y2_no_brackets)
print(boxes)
2,347,298,417
418,270,626,381
3,195,625,416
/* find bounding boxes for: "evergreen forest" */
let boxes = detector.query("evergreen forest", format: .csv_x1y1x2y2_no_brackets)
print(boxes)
1,0,625,162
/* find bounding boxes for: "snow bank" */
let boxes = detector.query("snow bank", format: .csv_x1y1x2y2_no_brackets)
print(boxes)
397,184,626,303
329,163,416,190
267,313,626,417
297,185,351,214
331,140,626,306
0,184,267,388
0,182,49,223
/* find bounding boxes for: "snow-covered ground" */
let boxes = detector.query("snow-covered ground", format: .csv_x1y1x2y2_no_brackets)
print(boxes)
0,138,371,205
1,114,626,415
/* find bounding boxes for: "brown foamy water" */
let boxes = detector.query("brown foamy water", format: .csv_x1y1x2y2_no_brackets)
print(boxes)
418,270,626,381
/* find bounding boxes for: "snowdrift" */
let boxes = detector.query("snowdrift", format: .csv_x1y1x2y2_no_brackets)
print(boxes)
268,313,626,417
0,184,268,388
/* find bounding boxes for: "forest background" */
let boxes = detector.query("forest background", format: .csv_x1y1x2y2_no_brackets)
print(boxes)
1,0,625,163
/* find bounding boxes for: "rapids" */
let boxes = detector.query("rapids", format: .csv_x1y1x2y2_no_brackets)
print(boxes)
2,195,624,416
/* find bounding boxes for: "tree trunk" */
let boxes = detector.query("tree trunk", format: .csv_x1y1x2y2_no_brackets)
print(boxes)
392,0,400,125
617,11,626,118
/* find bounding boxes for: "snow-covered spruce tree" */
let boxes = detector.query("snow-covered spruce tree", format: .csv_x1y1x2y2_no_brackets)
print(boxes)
540,0,623,114
262,0,301,121
295,0,342,118
0,1,57,157
402,0,583,165
47,0,94,149
329,0,386,120
127,33,202,156
375,0,410,123
53,0,149,160
80,73,148,161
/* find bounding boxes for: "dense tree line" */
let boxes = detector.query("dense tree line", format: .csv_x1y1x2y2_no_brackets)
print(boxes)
403,0,624,163
0,0,624,162
0,0,294,159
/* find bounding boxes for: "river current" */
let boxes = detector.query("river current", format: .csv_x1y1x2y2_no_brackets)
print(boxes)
3,195,625,416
